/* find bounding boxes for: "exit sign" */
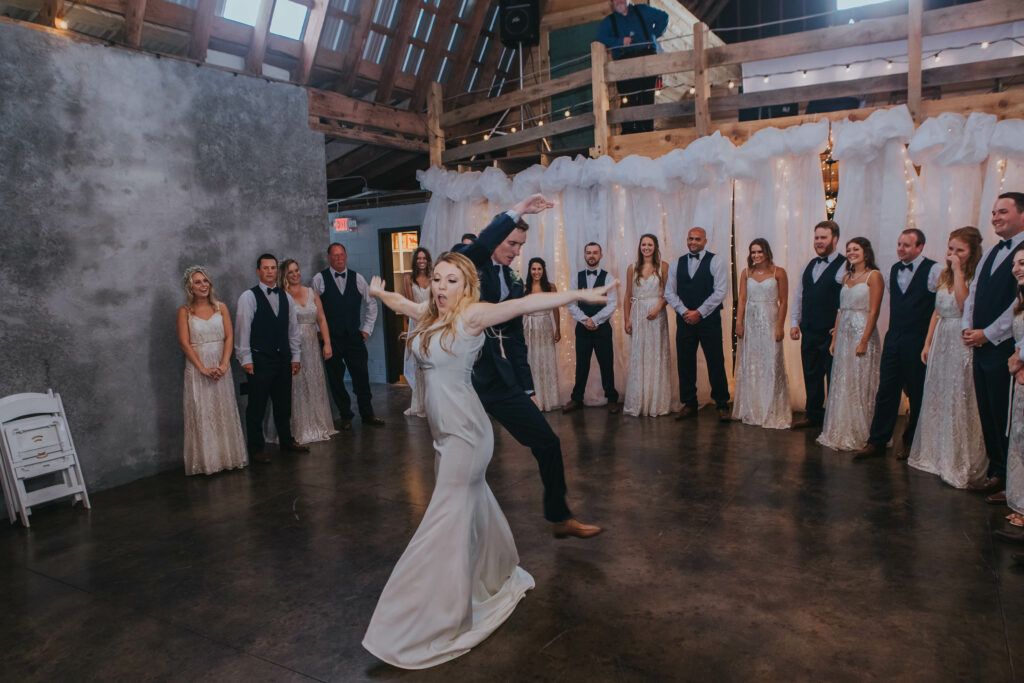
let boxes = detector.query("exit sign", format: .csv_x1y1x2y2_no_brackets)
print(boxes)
333,217,357,232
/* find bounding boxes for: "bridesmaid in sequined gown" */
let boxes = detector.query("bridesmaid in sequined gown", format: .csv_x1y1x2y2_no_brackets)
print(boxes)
732,239,791,429
404,247,433,417
817,238,884,452
176,266,247,475
623,234,671,417
523,257,561,411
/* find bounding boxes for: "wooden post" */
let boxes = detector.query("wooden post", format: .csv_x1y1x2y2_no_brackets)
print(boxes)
38,0,63,28
123,0,148,49
590,41,610,158
693,22,710,139
907,0,923,122
245,0,276,76
427,82,445,168
189,0,216,62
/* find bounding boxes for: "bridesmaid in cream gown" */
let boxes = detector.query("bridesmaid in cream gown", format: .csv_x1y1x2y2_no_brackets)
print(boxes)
404,247,432,417
732,239,791,429
523,257,561,411
817,238,884,452
623,234,671,417
1004,250,1024,529
176,266,247,475
362,252,614,669
908,228,988,488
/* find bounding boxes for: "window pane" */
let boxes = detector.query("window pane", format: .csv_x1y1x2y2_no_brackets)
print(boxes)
413,9,435,41
446,23,462,54
270,0,308,40
457,0,475,20
220,0,259,24
403,44,424,73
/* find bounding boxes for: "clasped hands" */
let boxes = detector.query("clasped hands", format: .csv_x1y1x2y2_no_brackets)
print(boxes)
202,364,230,381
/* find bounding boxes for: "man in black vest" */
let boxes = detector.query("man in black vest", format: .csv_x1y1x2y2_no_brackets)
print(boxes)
234,253,308,463
456,194,601,539
963,192,1024,502
791,220,846,430
312,243,383,430
665,227,730,421
596,0,668,134
854,228,939,461
563,242,620,414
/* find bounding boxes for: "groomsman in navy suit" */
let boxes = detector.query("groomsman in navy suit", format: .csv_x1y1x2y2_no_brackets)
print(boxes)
963,192,1024,503
790,220,846,430
563,242,620,414
665,227,731,421
853,228,939,461
456,194,602,539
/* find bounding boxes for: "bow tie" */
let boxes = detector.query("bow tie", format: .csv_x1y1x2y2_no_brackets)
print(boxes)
334,271,346,278
688,253,700,260
265,286,279,294
586,269,598,276
814,256,828,265
897,262,913,272
999,239,1013,250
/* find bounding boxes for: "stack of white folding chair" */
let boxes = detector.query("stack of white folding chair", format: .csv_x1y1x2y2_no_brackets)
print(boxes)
0,390,90,527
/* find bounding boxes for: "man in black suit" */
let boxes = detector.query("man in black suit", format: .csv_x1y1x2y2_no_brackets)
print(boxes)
963,192,1024,505
853,228,939,461
456,194,601,539
790,220,846,430
563,242,620,414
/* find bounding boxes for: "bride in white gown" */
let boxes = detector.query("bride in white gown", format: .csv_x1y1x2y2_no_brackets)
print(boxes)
362,251,614,670
732,239,791,429
817,238,884,452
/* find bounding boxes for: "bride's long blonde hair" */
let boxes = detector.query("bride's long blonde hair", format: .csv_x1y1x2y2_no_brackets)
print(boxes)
408,252,480,357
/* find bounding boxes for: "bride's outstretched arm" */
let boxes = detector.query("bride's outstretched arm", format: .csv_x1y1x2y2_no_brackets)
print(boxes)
464,281,617,335
368,276,427,320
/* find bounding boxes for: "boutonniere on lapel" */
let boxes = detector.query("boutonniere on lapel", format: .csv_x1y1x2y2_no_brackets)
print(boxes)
508,268,522,288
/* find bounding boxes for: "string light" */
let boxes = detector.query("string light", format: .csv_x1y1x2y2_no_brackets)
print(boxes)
510,126,516,133
461,139,467,145
621,96,629,104
844,64,851,72
654,87,661,96
563,110,570,118
55,17,68,29
933,53,941,63
981,41,989,49
483,134,490,140
689,86,695,95
801,70,808,77
887,61,894,69
727,80,735,89
537,119,544,126
763,75,770,83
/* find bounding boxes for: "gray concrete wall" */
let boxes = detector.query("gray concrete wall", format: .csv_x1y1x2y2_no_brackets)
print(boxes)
0,22,328,490
329,203,427,383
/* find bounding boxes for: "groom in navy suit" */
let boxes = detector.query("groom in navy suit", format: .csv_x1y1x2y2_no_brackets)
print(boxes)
455,194,602,539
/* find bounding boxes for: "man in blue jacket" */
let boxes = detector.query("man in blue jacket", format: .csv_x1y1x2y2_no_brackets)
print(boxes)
596,0,669,133
455,194,602,539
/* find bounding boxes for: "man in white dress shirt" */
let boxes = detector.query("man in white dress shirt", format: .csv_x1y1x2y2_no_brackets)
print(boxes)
963,192,1024,502
790,221,847,429
854,228,939,461
234,253,307,463
563,242,620,414
665,227,730,421
312,243,382,430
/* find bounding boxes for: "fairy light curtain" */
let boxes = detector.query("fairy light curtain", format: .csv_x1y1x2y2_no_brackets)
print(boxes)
418,109,1024,410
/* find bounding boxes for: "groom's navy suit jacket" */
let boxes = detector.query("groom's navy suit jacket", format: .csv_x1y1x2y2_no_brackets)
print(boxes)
454,213,535,402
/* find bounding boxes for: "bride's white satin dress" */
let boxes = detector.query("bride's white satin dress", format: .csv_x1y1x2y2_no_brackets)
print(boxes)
363,319,534,669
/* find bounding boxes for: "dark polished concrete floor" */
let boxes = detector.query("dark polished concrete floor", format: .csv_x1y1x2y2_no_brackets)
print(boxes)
2,384,1022,682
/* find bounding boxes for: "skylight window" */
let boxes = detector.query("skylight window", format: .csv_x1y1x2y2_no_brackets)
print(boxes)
836,0,892,9
220,0,309,41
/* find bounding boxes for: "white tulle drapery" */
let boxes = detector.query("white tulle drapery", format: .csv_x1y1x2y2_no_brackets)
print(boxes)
418,108,1024,411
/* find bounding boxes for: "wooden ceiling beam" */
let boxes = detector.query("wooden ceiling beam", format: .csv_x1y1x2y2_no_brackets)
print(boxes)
309,88,427,137
310,118,429,152
410,0,461,111
447,0,493,99
244,0,276,75
122,0,147,48
188,0,216,62
296,0,329,84
375,0,419,104
327,144,385,179
340,0,377,94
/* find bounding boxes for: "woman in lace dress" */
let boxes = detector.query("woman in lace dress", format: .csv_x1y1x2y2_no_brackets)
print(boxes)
362,252,614,669
732,239,791,429
176,266,247,475
403,247,432,417
817,238,884,452
1003,250,1024,529
623,234,671,417
908,227,988,488
523,257,561,411
266,260,338,444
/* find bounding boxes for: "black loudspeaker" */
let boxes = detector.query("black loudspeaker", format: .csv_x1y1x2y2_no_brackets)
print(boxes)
499,0,540,47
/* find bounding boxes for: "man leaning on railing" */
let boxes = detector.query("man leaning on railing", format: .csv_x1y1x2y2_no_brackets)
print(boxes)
596,0,669,134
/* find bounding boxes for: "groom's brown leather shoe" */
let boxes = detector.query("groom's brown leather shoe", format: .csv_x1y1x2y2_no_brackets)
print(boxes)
364,416,386,426
552,518,603,539
674,405,696,421
562,400,581,414
852,443,885,461
790,418,816,430
607,402,622,414
250,451,271,464
894,442,910,461
282,442,310,454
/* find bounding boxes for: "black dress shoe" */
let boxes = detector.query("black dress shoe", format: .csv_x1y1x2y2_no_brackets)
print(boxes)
852,443,885,461
562,400,581,414
790,418,818,430
986,491,1007,505
717,407,731,422
363,416,385,426
250,451,271,464
607,402,622,415
282,442,310,454
336,418,353,431
674,405,697,421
